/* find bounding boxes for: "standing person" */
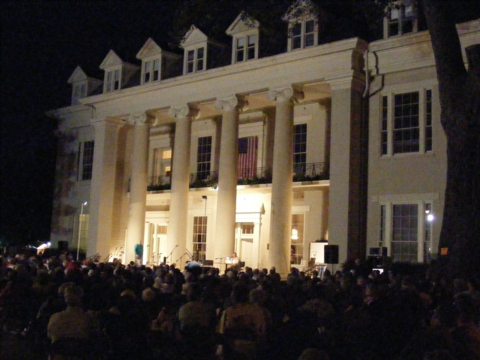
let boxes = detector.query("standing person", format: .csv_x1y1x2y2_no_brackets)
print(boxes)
219,283,268,360
176,283,218,359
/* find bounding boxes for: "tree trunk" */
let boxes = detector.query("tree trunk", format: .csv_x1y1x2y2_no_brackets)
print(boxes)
423,0,480,278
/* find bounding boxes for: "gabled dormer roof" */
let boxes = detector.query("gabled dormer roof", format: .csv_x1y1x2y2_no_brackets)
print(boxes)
67,66,88,84
282,0,319,22
180,25,209,48
136,38,162,59
226,12,260,36
180,25,226,49
99,49,124,69
136,38,181,60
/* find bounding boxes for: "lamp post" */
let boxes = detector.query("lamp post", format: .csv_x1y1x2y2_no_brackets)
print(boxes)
202,196,207,262
77,201,88,260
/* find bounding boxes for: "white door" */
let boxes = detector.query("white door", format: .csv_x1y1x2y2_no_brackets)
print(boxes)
240,238,253,268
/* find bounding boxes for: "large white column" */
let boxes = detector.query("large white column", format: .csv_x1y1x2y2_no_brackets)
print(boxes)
214,95,245,264
88,117,124,259
328,77,366,263
125,113,152,264
166,105,197,265
267,87,303,277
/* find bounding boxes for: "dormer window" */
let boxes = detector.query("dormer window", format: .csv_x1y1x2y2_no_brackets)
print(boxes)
227,13,260,64
187,47,205,73
137,38,182,84
100,50,139,94
181,25,227,75
73,83,87,103
291,19,316,50
67,66,102,106
144,58,160,83
384,0,418,38
283,0,319,52
236,35,257,62
106,69,121,92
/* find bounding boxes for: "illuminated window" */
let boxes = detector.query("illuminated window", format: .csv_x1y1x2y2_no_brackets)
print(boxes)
290,214,305,265
153,147,172,184
192,216,207,262
242,224,254,235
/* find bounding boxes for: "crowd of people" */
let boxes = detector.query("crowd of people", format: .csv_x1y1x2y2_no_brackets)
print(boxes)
0,252,479,360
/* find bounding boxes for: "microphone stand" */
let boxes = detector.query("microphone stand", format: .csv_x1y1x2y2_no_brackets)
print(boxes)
168,245,178,264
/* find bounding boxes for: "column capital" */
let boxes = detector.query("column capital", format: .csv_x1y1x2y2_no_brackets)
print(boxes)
127,113,155,126
215,95,248,112
168,104,199,119
267,86,304,103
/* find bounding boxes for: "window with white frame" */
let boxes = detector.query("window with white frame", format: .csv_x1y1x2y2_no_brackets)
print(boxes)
385,0,417,38
293,124,307,174
78,141,94,181
186,47,205,73
235,35,257,63
289,18,317,51
152,147,171,185
291,214,305,265
143,58,161,84
192,216,207,262
105,69,121,92
379,201,433,262
196,136,212,180
381,89,432,156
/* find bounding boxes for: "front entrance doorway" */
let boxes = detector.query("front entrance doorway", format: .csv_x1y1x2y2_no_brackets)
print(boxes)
235,223,254,268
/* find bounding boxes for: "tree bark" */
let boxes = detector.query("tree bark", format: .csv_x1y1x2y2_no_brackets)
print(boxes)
423,0,480,278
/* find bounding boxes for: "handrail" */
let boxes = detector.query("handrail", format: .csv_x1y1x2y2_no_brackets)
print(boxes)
143,162,329,191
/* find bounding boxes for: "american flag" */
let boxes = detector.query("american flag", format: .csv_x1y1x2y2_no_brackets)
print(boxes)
238,136,258,179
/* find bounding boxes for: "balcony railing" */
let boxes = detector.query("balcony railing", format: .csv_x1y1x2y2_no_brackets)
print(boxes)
292,162,329,182
145,162,328,191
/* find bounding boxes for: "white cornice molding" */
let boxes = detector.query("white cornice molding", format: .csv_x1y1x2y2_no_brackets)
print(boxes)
91,116,125,127
79,37,366,108
368,19,480,75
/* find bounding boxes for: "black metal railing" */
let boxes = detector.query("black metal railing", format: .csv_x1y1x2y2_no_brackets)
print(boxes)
144,162,329,191
292,162,329,182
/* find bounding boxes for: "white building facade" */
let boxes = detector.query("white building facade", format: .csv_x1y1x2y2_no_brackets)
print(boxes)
49,1,480,275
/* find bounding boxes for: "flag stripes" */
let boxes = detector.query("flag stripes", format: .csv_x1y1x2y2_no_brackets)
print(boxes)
238,136,258,178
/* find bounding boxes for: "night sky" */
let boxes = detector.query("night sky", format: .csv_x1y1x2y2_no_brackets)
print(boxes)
1,1,479,247
1,1,176,246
